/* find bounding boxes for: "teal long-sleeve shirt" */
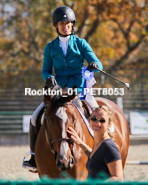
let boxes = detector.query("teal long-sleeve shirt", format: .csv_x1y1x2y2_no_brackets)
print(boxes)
42,35,103,92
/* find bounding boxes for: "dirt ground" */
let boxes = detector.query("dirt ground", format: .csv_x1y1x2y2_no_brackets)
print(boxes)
0,144,148,182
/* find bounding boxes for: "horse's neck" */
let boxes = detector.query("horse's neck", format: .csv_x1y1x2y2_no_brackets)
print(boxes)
75,108,94,147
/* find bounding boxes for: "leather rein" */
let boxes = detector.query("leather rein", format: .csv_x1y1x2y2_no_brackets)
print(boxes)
44,102,74,154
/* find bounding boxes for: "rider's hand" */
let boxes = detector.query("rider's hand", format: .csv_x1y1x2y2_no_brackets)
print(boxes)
46,76,57,87
88,61,98,70
67,127,83,145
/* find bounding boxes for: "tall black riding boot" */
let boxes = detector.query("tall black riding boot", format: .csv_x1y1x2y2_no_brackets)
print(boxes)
23,120,37,168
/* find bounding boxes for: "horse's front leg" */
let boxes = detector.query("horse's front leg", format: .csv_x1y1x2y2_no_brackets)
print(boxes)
73,148,89,180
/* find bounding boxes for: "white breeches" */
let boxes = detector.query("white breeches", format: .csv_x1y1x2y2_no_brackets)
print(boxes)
84,95,99,110
31,102,45,126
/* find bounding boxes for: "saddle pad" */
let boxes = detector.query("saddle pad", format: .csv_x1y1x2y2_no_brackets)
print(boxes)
72,100,94,138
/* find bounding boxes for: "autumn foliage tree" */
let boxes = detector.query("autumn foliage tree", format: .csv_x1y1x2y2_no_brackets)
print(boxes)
0,0,148,76
73,0,148,74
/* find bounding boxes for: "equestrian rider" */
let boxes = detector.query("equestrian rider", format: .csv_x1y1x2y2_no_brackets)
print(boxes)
23,6,103,168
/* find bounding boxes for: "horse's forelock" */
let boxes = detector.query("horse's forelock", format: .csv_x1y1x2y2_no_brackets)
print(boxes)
49,85,68,110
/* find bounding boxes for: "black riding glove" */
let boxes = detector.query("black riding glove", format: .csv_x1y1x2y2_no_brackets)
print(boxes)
88,61,98,70
46,76,57,88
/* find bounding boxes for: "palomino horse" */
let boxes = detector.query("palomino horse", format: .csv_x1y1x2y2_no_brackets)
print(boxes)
35,85,129,179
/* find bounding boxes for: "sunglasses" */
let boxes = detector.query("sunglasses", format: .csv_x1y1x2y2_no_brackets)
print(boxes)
90,116,106,123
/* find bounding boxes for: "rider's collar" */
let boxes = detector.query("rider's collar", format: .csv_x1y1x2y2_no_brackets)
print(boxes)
59,35,70,43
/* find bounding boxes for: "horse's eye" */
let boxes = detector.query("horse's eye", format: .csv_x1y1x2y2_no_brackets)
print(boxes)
67,132,71,138
73,121,76,128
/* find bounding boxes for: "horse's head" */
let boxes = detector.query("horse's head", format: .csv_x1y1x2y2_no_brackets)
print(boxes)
44,85,77,171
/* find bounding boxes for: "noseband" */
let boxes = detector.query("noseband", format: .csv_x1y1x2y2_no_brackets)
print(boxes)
44,102,74,154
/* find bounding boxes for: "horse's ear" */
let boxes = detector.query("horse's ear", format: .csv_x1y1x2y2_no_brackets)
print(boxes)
73,85,77,88
67,85,77,102
44,85,52,104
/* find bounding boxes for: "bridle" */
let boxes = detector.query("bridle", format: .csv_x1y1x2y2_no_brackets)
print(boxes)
44,102,75,155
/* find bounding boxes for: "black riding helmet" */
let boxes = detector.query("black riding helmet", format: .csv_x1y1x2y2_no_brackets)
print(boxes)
52,6,76,35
